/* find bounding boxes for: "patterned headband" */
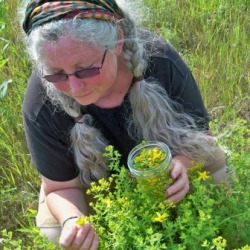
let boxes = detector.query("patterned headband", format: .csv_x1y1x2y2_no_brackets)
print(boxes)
23,0,124,35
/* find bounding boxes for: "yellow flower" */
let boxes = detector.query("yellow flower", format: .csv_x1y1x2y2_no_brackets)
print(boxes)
152,212,168,223
104,197,112,208
133,146,167,170
76,216,89,226
198,171,210,181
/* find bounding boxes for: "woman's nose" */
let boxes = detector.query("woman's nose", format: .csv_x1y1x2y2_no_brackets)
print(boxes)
68,75,85,93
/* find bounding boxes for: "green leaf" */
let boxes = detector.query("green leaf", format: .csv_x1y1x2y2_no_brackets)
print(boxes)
0,79,12,99
0,58,8,68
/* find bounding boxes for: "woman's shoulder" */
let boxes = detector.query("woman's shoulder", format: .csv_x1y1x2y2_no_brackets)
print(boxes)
138,29,179,57
22,71,47,119
138,29,193,81
138,29,189,74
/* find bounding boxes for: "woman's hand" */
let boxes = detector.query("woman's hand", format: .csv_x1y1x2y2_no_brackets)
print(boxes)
166,154,191,203
59,219,99,250
42,176,98,249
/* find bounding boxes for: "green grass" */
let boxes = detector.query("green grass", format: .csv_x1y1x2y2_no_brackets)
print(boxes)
0,0,40,245
144,0,250,121
0,0,249,248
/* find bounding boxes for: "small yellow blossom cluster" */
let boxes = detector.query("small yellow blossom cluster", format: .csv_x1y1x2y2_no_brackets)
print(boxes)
202,236,227,249
212,236,227,249
150,198,174,224
133,147,167,170
76,216,89,226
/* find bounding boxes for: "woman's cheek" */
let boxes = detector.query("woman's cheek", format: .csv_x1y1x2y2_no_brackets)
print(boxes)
53,83,69,93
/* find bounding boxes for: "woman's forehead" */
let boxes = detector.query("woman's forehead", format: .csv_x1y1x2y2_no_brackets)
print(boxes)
43,37,100,57
42,38,103,70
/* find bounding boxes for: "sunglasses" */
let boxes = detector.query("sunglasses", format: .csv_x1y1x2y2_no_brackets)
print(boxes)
43,49,108,83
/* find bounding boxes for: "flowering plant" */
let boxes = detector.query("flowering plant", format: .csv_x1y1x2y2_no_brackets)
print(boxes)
80,141,250,249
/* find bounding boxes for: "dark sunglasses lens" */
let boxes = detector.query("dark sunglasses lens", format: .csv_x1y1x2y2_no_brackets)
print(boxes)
44,74,68,83
76,68,100,79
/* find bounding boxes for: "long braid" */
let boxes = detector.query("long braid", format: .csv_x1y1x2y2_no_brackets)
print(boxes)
44,79,109,187
70,115,109,185
119,17,146,77
119,14,216,163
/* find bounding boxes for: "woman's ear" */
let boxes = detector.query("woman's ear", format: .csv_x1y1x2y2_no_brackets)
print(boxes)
115,27,124,55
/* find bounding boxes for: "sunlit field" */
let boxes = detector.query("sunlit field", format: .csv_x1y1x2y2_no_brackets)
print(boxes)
0,0,249,248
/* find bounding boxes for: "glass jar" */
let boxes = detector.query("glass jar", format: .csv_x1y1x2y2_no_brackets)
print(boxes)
127,141,172,201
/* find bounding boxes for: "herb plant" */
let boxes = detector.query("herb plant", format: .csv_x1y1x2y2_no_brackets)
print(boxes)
80,145,250,249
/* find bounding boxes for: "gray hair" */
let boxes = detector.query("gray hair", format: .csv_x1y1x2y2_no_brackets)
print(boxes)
22,8,216,186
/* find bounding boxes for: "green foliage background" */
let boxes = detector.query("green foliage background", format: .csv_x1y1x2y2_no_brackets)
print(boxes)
0,0,249,248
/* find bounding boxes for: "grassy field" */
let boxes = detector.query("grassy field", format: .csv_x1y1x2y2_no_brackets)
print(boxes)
0,0,249,248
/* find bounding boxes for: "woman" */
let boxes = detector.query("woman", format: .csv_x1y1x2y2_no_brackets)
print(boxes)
21,0,228,249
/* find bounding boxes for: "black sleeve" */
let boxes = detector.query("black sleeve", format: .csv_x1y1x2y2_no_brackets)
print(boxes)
22,72,79,181
145,40,210,130
23,113,79,181
171,68,210,130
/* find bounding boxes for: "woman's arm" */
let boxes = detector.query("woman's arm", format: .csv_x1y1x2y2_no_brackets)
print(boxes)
42,176,88,225
203,146,232,187
42,176,99,249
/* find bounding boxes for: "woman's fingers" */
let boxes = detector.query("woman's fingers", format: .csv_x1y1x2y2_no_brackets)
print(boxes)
59,223,99,250
170,158,187,180
69,223,91,249
166,161,189,203
88,234,99,250
167,181,189,203
59,225,78,248
76,224,97,250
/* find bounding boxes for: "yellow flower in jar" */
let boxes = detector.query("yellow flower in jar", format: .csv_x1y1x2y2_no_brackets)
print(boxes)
133,147,167,170
133,154,143,164
148,177,157,183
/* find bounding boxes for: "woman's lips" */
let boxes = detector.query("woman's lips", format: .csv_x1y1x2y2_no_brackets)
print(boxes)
73,91,92,98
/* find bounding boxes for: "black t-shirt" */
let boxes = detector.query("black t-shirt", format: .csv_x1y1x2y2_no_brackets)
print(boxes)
22,31,209,182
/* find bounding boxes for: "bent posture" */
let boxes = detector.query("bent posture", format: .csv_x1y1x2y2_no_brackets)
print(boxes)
20,0,228,248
